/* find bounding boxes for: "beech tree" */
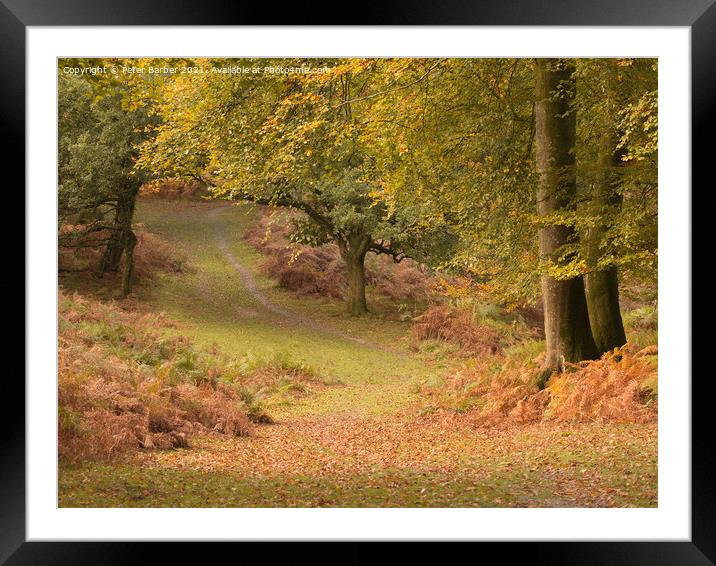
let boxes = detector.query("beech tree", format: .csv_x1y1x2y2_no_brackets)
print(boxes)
534,58,599,375
577,60,629,352
582,122,628,353
575,59,657,352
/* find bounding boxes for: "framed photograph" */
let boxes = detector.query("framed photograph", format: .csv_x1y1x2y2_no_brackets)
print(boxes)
7,0,709,562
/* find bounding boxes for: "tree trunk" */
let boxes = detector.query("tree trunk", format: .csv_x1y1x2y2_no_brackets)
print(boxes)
121,230,137,297
99,226,125,274
583,104,627,353
99,188,137,274
584,268,625,353
339,236,370,316
534,58,599,380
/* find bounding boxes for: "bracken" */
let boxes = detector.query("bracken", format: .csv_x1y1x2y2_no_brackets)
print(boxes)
58,291,254,462
423,345,657,427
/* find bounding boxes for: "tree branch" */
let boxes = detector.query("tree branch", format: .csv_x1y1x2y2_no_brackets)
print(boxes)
230,188,337,236
369,240,407,263
333,60,445,109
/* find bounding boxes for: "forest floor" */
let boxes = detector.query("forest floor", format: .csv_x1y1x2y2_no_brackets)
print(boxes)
58,200,657,507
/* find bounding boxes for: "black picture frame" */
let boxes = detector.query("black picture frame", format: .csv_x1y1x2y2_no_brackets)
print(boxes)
5,1,707,563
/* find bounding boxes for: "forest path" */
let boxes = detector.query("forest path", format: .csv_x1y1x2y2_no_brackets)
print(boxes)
207,205,402,354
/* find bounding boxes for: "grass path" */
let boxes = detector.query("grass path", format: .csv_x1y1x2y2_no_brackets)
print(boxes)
208,206,402,353
58,200,658,508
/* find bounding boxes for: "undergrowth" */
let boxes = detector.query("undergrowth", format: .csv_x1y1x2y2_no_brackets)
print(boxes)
420,344,658,427
59,224,188,285
245,209,432,303
623,304,658,350
59,291,331,462
139,179,209,201
411,298,541,358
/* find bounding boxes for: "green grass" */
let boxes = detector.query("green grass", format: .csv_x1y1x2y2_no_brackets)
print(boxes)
58,463,525,508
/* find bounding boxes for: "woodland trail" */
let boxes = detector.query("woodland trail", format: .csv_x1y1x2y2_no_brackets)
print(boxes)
208,205,404,355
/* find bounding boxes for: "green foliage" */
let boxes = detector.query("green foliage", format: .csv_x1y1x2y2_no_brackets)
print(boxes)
58,69,151,232
367,59,539,306
550,58,659,287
